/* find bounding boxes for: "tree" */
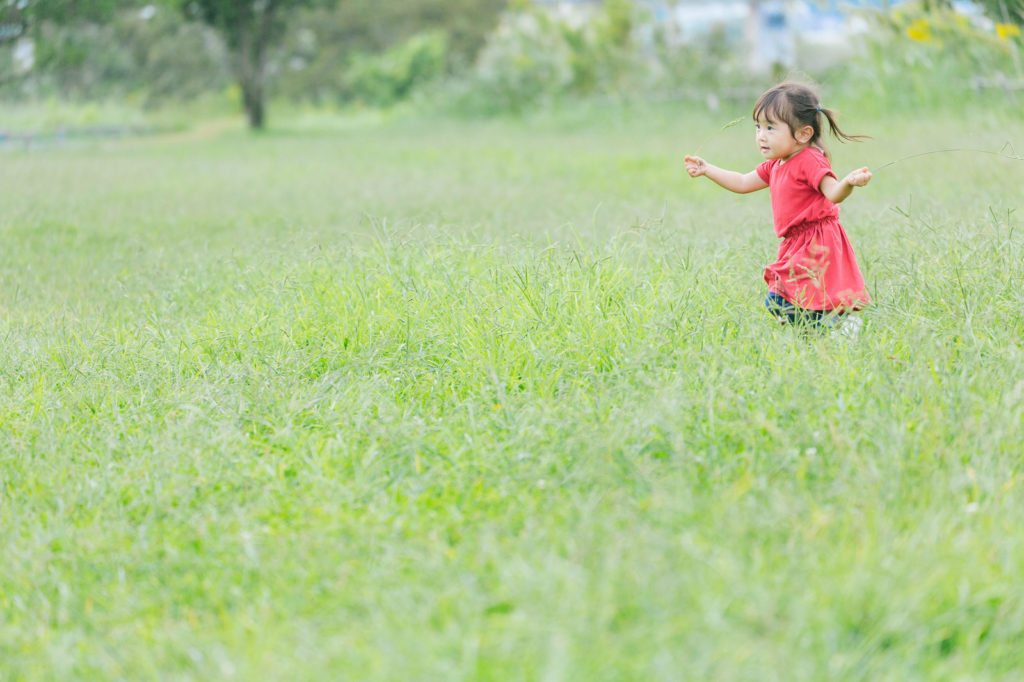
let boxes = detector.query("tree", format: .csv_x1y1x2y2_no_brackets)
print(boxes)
179,0,316,129
974,0,1024,26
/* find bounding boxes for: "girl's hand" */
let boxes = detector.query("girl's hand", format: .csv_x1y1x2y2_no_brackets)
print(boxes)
684,155,707,178
844,167,872,187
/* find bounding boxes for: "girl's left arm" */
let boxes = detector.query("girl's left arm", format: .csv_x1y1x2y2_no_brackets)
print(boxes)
820,167,872,204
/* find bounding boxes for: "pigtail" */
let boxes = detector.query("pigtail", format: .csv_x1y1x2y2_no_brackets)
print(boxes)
818,107,869,144
811,106,869,162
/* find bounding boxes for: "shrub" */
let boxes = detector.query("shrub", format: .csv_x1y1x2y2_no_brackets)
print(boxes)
469,7,575,113
346,31,448,107
453,0,756,115
15,6,227,103
840,2,1023,113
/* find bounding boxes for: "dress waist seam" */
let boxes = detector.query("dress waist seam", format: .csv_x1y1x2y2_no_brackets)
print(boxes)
782,215,837,237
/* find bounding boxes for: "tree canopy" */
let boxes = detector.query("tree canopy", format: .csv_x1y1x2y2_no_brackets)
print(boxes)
23,0,139,24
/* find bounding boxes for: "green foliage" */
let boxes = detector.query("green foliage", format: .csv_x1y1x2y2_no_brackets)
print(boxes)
468,7,575,113
345,31,448,107
595,0,634,50
274,0,505,104
19,6,227,101
840,2,1023,113
455,1,746,115
462,1,671,114
563,0,641,94
30,20,133,97
179,0,302,49
0,3,27,46
319,0,505,67
652,22,740,93
129,10,230,102
973,0,1024,26
22,0,138,24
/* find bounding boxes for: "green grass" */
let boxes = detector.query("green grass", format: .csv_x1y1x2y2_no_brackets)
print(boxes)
1,103,1023,680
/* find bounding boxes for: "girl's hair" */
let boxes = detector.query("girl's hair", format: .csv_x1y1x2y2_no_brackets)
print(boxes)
752,82,868,161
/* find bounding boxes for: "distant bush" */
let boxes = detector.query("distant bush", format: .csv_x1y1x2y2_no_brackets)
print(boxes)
444,0,757,115
346,31,448,107
454,0,664,114
15,6,227,104
467,7,575,113
839,2,1023,113
116,7,230,104
272,0,505,105
30,21,131,98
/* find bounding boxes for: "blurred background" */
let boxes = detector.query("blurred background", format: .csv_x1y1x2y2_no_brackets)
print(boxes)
0,0,1020,134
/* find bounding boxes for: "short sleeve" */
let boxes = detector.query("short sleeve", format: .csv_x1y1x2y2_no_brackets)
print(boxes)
756,159,775,184
798,150,837,192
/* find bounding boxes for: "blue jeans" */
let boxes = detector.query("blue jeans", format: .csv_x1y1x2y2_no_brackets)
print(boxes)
764,292,839,330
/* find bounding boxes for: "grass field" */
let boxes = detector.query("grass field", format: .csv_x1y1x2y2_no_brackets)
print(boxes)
1,103,1023,680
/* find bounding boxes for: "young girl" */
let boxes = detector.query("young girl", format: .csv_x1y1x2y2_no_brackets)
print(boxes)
685,82,872,331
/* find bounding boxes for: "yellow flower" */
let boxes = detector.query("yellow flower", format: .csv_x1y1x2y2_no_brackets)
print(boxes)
997,22,1021,41
906,17,932,43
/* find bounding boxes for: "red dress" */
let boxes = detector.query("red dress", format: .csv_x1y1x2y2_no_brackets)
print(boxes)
756,147,871,311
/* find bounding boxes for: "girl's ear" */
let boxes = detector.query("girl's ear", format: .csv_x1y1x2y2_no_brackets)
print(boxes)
795,125,814,144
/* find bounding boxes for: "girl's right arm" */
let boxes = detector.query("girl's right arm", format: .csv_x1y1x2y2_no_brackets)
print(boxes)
684,155,768,194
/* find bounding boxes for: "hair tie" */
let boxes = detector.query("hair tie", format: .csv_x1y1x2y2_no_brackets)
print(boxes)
815,106,823,112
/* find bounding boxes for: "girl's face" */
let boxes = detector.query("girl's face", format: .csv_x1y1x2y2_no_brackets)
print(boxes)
755,114,811,161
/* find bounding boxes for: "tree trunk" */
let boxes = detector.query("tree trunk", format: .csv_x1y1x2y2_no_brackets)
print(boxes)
233,0,277,131
241,78,265,129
